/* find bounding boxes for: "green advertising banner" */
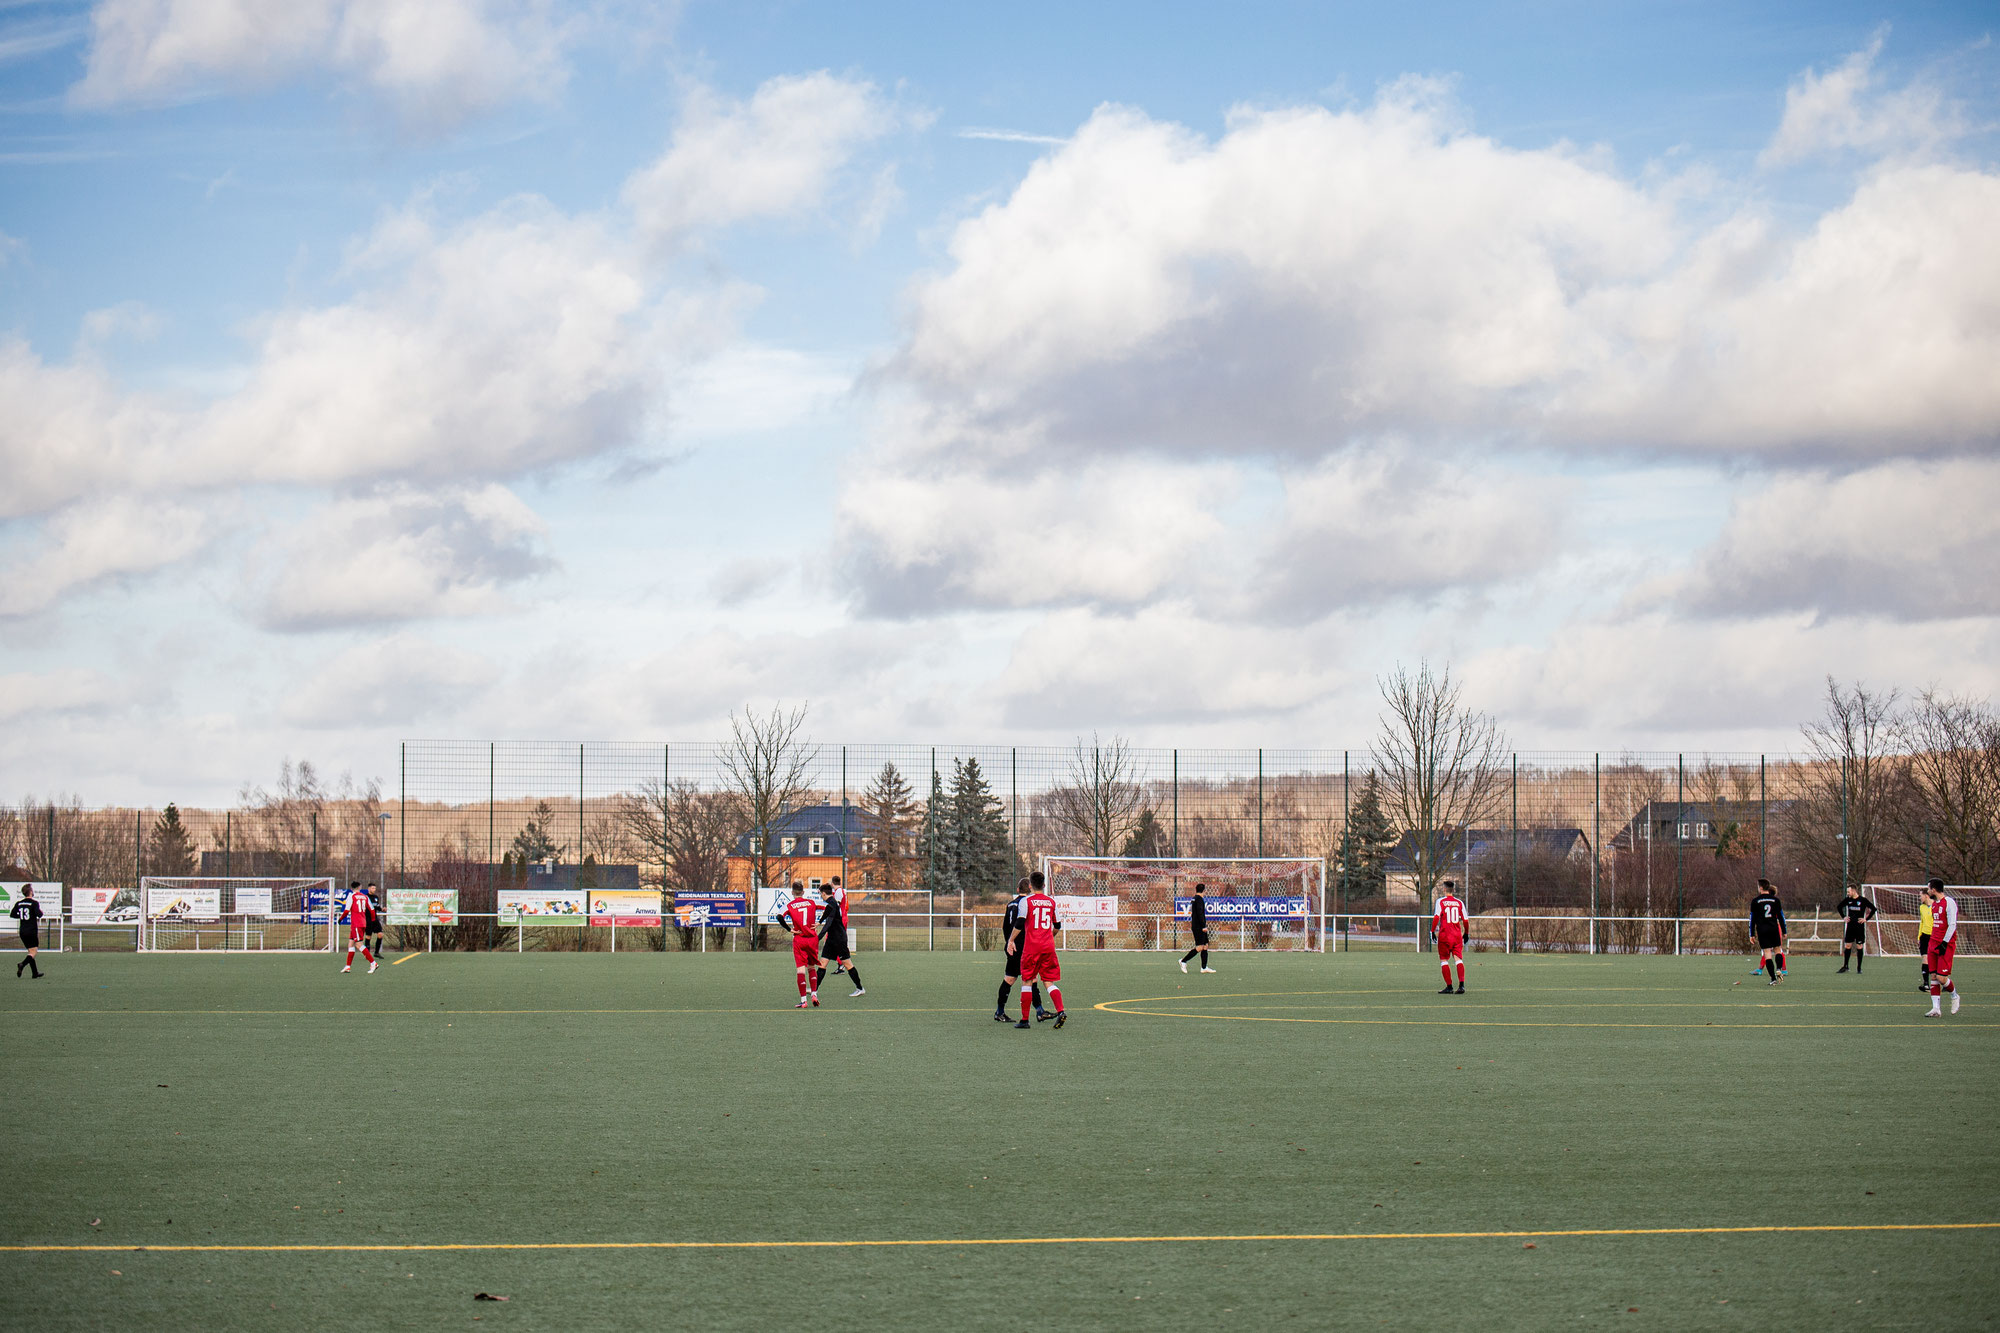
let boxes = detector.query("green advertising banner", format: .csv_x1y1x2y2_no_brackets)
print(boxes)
387,889,457,926
498,890,585,925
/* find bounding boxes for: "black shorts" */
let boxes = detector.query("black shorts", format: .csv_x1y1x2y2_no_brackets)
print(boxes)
1191,928,1211,947
1003,948,1023,978
820,934,851,961
1918,933,1931,958
1754,927,1783,950
18,928,38,949
1843,923,1866,944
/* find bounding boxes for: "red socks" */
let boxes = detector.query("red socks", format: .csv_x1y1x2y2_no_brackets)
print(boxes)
1021,992,1032,1021
1441,964,1452,984
1051,989,1064,1014
796,974,808,997
1455,962,1465,984
345,950,354,966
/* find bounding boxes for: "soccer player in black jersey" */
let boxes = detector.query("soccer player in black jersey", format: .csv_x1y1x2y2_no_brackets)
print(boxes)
11,886,44,979
1835,884,1878,974
1179,883,1216,973
994,878,1047,1022
815,884,864,997
1748,879,1787,984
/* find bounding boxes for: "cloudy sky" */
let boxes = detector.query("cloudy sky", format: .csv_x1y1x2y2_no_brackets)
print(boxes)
2,0,1996,803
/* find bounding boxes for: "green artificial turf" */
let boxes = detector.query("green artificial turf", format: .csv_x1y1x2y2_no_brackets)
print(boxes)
1,949,1994,1330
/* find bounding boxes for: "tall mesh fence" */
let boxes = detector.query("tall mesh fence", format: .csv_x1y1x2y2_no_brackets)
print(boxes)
4,743,1986,953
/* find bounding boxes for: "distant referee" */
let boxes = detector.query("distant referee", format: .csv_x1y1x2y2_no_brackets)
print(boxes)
1179,883,1216,973
1835,884,1877,974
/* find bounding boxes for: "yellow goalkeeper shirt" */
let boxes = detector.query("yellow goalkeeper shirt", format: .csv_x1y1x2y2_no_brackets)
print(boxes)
1920,901,1934,934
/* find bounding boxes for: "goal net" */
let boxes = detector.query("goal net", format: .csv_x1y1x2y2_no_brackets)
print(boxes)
1862,884,2000,957
1038,856,1326,951
139,877,337,952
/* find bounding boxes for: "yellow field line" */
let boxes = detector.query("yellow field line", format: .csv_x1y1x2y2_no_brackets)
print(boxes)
390,953,420,965
4,1223,1995,1254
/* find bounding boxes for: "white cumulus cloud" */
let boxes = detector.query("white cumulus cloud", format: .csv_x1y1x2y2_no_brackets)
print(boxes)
0,495,215,617
624,72,912,246
72,0,574,127
1761,34,1965,167
247,484,552,631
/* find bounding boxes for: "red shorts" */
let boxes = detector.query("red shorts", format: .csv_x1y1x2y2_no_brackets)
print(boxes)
792,937,820,968
349,927,367,943
1927,939,1956,976
1019,945,1060,982
1436,930,1464,959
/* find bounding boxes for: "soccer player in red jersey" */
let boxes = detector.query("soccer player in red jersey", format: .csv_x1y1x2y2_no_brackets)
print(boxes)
1924,881,1962,1017
781,882,821,1008
1432,879,1468,995
342,883,376,974
1016,871,1067,1030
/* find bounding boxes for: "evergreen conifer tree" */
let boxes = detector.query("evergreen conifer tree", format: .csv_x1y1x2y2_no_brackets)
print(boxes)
146,803,197,876
1336,774,1396,903
948,758,1014,898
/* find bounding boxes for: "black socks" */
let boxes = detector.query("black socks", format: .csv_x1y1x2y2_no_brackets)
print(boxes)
1765,959,1777,980
846,964,862,987
997,980,1012,1010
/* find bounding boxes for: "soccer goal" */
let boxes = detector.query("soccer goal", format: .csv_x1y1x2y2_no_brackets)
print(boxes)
1038,856,1326,952
1863,884,2000,957
138,877,337,952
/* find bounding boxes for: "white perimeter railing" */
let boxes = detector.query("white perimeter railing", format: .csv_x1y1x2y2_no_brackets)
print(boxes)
11,910,1981,958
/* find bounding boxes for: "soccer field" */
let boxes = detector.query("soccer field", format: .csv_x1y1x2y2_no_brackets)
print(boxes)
2,950,1994,1330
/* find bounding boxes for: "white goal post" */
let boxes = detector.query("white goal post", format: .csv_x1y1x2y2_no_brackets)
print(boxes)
138,877,338,952
1862,884,1999,957
1037,856,1327,951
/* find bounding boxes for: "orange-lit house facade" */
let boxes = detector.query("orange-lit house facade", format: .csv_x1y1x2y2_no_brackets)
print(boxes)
723,803,911,895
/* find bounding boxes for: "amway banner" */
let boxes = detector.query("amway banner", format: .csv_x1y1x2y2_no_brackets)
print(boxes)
388,890,457,926
672,893,748,928
1054,895,1118,931
1175,896,1308,921
588,891,662,926
498,890,584,924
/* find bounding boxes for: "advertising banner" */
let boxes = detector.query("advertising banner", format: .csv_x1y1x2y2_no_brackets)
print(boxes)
0,882,60,921
756,884,795,924
1175,896,1308,922
672,893,748,928
388,889,457,926
303,885,330,924
588,890,662,927
234,886,273,916
148,884,220,920
498,890,585,924
1054,895,1118,931
70,887,134,924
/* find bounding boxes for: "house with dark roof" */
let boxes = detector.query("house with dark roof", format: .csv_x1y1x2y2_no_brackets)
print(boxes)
725,803,872,893
1608,801,1792,852
1382,827,1592,902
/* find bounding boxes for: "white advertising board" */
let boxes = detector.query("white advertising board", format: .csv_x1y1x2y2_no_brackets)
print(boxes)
147,884,221,920
1054,895,1118,931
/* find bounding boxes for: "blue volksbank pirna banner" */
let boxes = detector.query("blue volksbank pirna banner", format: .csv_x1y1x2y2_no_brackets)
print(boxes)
1174,896,1308,921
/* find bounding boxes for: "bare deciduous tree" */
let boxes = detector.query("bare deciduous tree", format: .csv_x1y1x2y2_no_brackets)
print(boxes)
1892,688,2000,885
1781,677,1901,893
719,703,820,944
1372,662,1508,909
1049,733,1145,857
619,780,744,899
